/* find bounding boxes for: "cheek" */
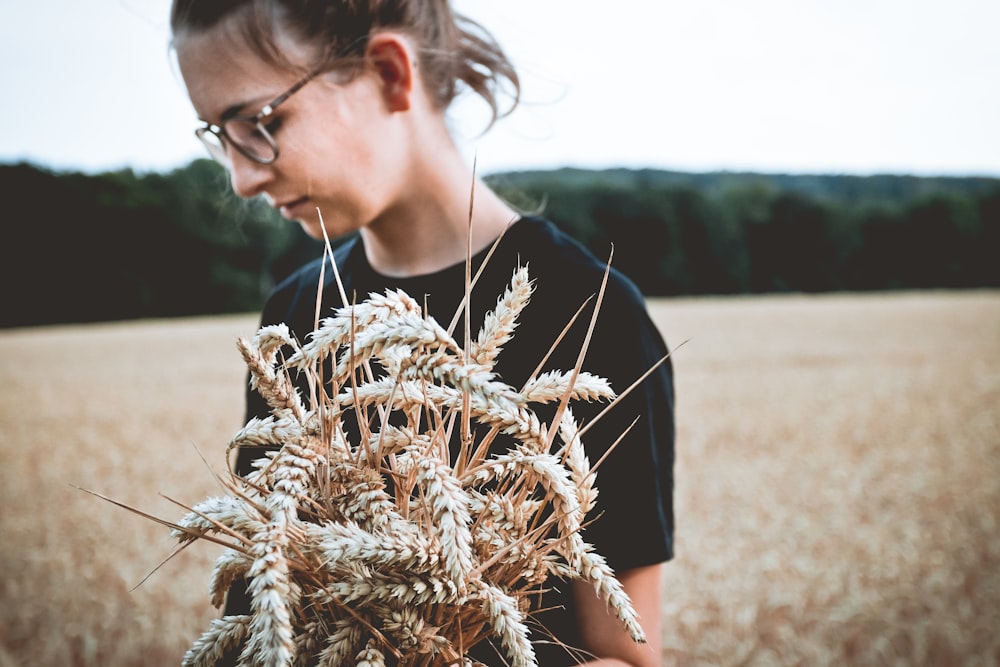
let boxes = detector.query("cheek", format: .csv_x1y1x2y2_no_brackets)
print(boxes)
279,82,408,220
296,126,394,203
282,108,381,181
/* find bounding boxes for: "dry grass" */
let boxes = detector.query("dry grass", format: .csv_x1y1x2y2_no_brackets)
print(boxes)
1,290,997,666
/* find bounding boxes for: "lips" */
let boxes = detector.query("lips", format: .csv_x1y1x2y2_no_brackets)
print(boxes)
276,196,309,219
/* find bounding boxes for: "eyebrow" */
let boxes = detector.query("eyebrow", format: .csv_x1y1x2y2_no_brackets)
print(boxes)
206,68,320,124
196,102,254,125
212,90,278,123
219,98,263,122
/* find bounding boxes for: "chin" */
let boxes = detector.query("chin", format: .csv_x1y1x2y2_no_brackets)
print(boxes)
298,218,327,241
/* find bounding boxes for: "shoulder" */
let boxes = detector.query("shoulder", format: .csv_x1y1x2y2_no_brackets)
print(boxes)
275,236,358,293
260,236,360,333
507,217,649,319
491,217,668,381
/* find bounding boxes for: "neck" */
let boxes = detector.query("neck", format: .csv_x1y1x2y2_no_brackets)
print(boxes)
359,139,518,278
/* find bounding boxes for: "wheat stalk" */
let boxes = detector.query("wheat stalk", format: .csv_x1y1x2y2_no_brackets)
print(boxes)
197,261,642,665
89,237,649,666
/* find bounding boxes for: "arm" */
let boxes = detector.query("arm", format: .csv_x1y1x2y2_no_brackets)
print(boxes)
572,563,664,667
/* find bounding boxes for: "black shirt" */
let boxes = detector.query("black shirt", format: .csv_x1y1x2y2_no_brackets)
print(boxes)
231,216,675,665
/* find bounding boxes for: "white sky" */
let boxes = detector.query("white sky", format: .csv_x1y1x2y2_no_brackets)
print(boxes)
1,0,998,177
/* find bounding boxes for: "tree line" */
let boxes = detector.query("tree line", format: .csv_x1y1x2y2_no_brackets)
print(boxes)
2,160,998,328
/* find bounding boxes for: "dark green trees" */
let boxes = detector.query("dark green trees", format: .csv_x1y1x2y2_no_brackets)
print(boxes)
2,162,996,328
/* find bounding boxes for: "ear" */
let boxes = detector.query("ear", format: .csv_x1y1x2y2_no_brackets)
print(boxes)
366,32,414,112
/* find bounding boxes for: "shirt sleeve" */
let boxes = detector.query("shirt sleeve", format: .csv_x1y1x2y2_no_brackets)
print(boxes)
553,272,676,572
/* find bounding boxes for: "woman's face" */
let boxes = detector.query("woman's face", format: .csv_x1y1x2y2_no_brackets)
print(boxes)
174,22,411,240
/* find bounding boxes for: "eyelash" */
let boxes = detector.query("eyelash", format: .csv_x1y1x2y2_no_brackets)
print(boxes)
262,116,283,134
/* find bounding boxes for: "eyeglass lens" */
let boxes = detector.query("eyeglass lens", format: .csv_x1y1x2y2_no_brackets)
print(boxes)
195,128,229,163
225,119,277,161
196,119,277,165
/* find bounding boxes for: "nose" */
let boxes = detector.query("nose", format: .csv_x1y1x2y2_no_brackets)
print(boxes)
227,150,273,199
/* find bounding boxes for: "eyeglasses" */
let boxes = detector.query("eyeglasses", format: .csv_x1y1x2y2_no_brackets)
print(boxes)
194,70,321,165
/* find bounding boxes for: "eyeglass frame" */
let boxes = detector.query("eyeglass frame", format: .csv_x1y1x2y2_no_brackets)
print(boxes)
194,68,323,166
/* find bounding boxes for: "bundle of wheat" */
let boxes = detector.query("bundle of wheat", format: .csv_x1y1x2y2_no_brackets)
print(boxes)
166,263,642,667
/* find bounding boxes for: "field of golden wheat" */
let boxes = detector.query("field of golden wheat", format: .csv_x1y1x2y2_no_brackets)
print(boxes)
1,290,998,667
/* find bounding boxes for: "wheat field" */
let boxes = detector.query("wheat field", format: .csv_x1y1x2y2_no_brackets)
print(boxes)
1,290,997,667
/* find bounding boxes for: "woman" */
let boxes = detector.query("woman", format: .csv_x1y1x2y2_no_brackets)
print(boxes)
170,1,674,665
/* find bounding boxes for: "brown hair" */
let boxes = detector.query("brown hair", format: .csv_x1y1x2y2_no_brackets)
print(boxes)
170,0,520,127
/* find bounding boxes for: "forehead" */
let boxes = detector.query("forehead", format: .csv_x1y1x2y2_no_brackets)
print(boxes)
174,22,312,122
